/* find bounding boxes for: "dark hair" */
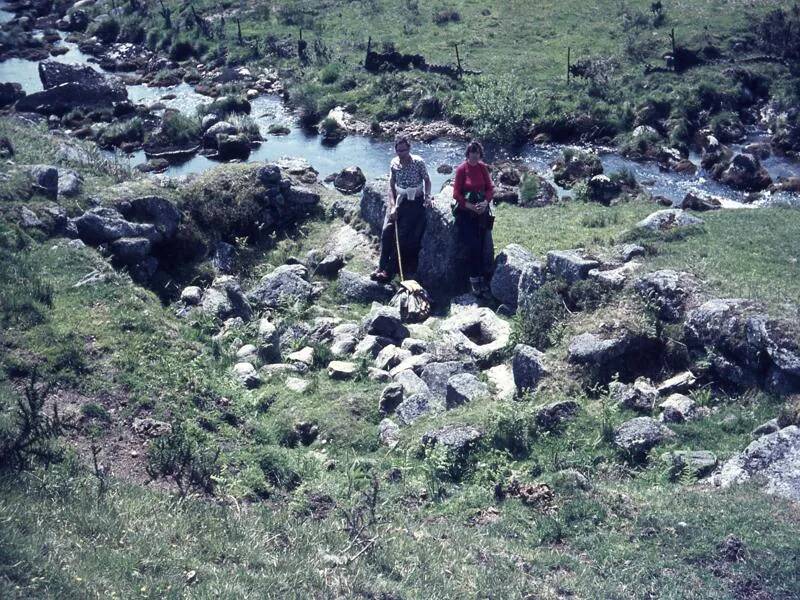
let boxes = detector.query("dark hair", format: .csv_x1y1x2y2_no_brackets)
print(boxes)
394,134,411,150
465,140,484,158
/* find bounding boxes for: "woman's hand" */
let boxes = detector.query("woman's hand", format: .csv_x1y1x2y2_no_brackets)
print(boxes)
423,193,432,207
472,200,488,215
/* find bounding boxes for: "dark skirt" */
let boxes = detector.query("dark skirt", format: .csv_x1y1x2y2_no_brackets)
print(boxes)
378,198,427,278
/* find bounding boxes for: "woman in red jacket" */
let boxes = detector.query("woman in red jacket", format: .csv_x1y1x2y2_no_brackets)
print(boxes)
452,140,495,296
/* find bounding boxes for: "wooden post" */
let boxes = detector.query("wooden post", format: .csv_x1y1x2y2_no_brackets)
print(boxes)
454,43,462,74
236,17,242,44
567,47,571,84
670,28,676,54
365,36,371,67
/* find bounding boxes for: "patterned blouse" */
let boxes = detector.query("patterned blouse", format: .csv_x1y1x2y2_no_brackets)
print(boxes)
390,154,428,188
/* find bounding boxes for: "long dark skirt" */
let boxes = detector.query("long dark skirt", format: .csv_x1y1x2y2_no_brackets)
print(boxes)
378,199,427,278
455,209,494,279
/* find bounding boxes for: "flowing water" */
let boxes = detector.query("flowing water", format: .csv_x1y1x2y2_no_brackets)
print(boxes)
1,29,798,206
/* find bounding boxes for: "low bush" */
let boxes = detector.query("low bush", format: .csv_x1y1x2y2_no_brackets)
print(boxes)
169,40,196,62
0,371,68,472
147,423,220,497
90,17,120,44
519,175,540,204
513,280,567,349
258,446,301,490
457,74,535,145
147,111,201,149
98,118,144,148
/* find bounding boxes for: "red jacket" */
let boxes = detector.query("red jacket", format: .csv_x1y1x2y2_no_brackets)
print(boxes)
452,161,494,208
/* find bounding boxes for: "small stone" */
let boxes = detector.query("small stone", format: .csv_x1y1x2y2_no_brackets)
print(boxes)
659,393,697,423
485,364,515,401
661,450,718,478
327,360,357,380
285,377,309,393
396,393,443,425
181,286,202,305
546,249,600,284
287,346,315,367
233,362,261,388
379,418,400,447
614,417,675,458
446,373,489,408
752,419,780,438
394,369,430,397
374,345,412,371
368,367,392,382
534,400,580,430
379,383,404,415
512,344,548,394
657,371,697,396
401,338,429,355
236,344,258,359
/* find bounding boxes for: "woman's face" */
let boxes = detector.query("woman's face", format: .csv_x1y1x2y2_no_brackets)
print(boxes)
396,144,411,158
467,151,481,164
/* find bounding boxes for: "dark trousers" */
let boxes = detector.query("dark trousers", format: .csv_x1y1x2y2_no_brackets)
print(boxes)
378,199,427,278
455,209,493,278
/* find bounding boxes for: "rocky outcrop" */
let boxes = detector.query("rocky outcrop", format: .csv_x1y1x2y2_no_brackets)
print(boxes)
634,270,699,322
636,209,704,232
490,244,540,309
16,62,127,115
614,417,675,459
715,425,800,502
685,299,800,393
439,307,511,366
717,154,772,192
247,264,315,309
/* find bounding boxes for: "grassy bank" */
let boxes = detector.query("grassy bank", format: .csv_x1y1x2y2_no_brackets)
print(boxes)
67,0,800,143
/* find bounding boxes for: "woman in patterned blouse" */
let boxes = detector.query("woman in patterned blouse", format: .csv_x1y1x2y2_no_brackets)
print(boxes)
370,135,432,283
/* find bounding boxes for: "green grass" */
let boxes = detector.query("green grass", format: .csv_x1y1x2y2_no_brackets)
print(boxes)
631,207,800,310
75,0,799,139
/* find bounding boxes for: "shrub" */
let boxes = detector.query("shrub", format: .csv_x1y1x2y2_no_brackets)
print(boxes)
567,279,612,311
169,39,196,62
513,281,567,349
258,446,301,490
91,17,120,44
146,423,220,497
457,74,535,145
198,95,251,118
148,111,201,148
0,228,53,329
489,406,536,458
98,118,144,148
0,371,68,472
609,168,636,189
80,402,111,424
519,175,540,204
319,116,340,135
433,9,460,25
228,114,261,141
319,63,340,85
179,164,270,243
267,123,291,135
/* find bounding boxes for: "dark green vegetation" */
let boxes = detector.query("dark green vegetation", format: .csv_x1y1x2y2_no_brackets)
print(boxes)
73,0,800,145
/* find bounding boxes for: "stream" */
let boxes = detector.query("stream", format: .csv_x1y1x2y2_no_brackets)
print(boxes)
1,25,798,208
